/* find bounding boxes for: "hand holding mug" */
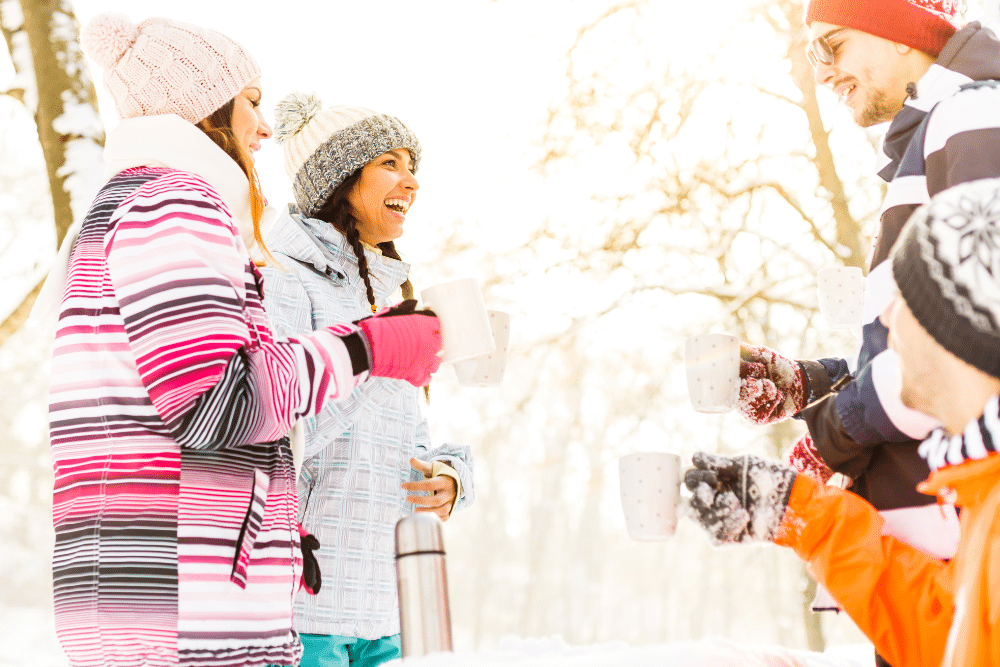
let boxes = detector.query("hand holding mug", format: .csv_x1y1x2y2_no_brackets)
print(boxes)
357,300,441,386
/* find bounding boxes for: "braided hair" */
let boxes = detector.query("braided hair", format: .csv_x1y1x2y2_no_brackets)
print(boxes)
313,170,414,312
314,168,427,400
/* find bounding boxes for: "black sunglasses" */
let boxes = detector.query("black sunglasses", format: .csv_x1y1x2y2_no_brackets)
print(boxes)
806,28,850,67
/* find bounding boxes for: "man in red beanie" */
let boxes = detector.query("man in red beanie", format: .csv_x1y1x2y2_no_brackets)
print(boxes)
729,3,1000,665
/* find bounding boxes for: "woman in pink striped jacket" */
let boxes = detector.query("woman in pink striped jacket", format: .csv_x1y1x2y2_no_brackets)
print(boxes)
42,13,441,667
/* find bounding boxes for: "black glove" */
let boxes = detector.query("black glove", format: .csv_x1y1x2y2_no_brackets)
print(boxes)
298,524,322,595
683,452,797,545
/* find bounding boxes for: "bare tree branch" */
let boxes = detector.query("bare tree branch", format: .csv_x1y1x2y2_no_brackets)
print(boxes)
1,86,26,103
0,277,43,353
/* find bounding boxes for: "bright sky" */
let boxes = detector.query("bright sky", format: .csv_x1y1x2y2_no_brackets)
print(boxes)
67,0,587,266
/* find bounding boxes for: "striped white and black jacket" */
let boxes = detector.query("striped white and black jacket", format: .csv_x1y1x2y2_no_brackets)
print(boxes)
49,118,370,667
800,22,1000,546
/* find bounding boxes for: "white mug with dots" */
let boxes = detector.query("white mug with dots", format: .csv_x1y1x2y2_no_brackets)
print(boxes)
619,452,682,541
684,333,740,413
420,278,495,363
453,311,510,387
817,266,864,329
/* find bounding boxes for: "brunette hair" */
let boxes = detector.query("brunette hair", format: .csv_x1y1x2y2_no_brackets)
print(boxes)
315,167,426,399
314,170,414,312
196,98,273,262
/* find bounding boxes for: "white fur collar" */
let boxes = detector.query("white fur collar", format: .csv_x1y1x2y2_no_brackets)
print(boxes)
103,114,254,241
31,114,256,333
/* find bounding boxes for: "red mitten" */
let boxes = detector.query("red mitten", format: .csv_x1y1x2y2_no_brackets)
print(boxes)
737,344,807,425
785,432,834,484
357,303,441,387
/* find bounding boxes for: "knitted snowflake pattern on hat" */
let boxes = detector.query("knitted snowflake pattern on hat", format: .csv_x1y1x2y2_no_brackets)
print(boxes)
911,0,960,18
893,177,1000,378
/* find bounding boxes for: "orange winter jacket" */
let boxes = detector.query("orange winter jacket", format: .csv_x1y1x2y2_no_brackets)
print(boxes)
776,454,1000,667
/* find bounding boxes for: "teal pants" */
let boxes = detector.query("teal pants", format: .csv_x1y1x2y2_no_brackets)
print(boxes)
299,632,401,667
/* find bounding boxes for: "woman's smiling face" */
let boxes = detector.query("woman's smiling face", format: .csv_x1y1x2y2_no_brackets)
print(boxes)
347,149,419,245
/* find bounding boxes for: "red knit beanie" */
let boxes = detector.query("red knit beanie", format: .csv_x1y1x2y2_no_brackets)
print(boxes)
805,0,959,57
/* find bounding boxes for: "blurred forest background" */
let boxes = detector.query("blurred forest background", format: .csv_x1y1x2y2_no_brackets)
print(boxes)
2,0,993,663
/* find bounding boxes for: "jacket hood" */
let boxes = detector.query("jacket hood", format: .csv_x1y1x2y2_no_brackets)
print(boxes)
937,21,1000,82
263,204,409,304
880,22,1000,181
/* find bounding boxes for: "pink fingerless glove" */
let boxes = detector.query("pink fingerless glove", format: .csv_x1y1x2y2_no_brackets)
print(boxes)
785,432,834,484
737,343,807,425
357,308,442,387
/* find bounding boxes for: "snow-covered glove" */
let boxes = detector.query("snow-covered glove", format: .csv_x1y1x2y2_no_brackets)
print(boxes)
298,523,321,595
357,300,442,387
737,344,807,425
785,432,834,484
683,452,797,545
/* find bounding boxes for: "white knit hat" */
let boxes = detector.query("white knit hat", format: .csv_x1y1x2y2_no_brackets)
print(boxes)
273,92,421,218
81,12,260,124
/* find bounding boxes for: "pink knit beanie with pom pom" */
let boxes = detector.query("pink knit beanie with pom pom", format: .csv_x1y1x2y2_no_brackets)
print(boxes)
81,12,260,124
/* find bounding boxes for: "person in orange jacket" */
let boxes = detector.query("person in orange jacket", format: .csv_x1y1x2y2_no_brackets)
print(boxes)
685,177,1000,667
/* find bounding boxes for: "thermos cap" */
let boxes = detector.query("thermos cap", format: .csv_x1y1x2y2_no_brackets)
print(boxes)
395,513,445,556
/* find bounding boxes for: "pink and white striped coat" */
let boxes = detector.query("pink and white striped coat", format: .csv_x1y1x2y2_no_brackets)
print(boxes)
49,167,368,667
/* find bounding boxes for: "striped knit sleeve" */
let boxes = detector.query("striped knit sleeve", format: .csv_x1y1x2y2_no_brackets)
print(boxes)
105,172,368,449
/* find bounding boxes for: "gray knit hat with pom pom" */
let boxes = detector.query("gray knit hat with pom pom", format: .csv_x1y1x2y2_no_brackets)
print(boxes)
80,12,259,124
273,92,421,218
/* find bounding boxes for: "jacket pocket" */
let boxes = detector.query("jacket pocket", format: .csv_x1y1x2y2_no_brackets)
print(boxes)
231,468,270,588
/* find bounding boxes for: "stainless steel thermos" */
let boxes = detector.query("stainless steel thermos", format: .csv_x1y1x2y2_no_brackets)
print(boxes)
395,513,453,658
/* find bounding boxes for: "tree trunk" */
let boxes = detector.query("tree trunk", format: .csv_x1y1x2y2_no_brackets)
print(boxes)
0,0,103,346
780,0,867,271
20,0,102,244
0,277,45,342
800,565,825,652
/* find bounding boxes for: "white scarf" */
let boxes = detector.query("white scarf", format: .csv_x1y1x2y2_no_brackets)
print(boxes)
30,114,258,331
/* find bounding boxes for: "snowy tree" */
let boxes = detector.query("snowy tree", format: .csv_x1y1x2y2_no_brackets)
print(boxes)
428,0,884,653
0,0,101,642
0,0,103,342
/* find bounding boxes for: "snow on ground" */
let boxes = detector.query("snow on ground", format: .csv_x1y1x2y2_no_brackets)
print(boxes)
0,609,873,667
0,607,65,667
388,636,874,666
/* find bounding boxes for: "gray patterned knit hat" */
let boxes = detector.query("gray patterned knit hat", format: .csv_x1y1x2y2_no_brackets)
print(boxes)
273,92,421,218
892,178,1000,379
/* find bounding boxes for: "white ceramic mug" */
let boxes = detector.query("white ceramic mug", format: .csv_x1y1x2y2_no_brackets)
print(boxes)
453,311,510,387
817,266,864,329
619,452,682,541
684,333,739,413
420,278,495,363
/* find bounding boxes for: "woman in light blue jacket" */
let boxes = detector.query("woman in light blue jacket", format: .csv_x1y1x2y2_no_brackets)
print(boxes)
261,94,474,667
